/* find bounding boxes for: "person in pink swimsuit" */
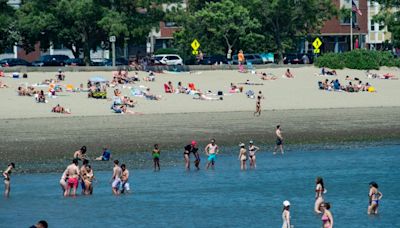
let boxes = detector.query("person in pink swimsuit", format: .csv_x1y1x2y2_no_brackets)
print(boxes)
321,202,333,228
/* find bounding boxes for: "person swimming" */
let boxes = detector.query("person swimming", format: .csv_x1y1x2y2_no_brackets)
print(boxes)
238,143,247,170
368,181,383,215
282,200,291,228
111,160,122,195
64,159,80,197
120,164,130,194
152,144,160,171
315,176,326,213
205,139,219,170
321,202,333,228
248,141,260,169
3,162,15,197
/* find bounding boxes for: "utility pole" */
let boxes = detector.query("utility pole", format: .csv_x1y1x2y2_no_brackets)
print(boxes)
350,9,353,51
110,36,116,67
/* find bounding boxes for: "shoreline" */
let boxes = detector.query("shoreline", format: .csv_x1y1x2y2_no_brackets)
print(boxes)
1,106,399,173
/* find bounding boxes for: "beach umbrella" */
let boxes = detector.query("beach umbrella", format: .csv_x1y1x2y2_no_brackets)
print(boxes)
89,76,108,83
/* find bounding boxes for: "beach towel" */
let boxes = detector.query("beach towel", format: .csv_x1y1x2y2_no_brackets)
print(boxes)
66,84,74,92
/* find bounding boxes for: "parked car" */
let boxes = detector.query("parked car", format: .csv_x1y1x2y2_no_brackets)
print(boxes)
232,54,264,65
283,53,314,64
258,53,275,64
198,55,228,65
115,57,129,65
65,58,85,66
32,55,70,66
153,54,183,65
0,58,31,67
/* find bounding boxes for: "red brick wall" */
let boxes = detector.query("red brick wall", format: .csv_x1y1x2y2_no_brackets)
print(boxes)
17,42,41,62
160,21,179,38
321,0,368,34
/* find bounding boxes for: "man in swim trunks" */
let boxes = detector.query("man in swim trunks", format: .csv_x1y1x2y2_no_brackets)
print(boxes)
64,159,80,197
111,160,122,195
184,141,199,170
120,164,130,194
73,146,88,161
273,125,284,155
205,139,219,170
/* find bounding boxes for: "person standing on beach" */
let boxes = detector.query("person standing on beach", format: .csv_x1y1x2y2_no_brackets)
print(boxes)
152,144,161,171
205,139,219,170
111,160,122,195
282,200,291,228
368,181,383,215
73,146,88,161
315,177,326,214
238,143,247,170
320,202,333,228
120,164,130,194
64,159,80,197
248,141,260,169
184,141,199,170
254,91,264,117
238,50,245,72
3,163,15,197
273,125,284,155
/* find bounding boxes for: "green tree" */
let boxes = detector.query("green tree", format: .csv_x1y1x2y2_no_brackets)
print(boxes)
244,0,336,62
0,0,17,52
173,0,262,58
374,0,400,48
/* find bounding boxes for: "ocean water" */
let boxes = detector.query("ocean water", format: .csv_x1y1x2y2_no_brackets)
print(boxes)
0,143,399,228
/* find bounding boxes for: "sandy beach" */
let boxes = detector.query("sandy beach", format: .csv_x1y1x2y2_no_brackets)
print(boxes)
0,66,400,171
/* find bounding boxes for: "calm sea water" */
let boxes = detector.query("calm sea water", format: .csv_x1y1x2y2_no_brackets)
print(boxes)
0,143,399,228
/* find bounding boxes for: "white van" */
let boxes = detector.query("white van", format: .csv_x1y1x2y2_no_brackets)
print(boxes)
153,54,183,65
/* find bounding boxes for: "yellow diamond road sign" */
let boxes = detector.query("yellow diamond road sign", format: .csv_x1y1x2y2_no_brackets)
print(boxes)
191,39,200,50
313,37,322,49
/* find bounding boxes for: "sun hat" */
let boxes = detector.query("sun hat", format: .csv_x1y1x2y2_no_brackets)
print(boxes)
249,140,254,144
239,143,245,147
283,200,290,207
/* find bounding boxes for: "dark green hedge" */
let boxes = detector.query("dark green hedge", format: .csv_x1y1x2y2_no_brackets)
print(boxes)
154,48,181,55
314,50,400,70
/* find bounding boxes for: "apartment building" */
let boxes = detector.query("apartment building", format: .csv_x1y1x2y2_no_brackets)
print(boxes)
366,1,391,50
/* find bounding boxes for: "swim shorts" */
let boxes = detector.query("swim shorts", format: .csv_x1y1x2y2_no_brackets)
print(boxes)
112,178,121,189
276,138,283,145
67,178,78,188
122,182,130,191
208,154,216,162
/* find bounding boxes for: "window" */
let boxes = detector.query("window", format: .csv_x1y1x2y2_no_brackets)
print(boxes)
164,22,177,27
371,20,376,31
167,56,179,60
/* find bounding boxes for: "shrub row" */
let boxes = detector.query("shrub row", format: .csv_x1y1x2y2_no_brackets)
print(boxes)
314,50,400,70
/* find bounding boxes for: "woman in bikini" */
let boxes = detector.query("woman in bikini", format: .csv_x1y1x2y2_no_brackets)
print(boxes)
152,144,161,171
248,141,260,169
3,163,15,197
83,165,95,195
238,143,247,170
368,181,383,214
320,202,333,228
315,176,326,213
254,91,263,117
282,200,291,228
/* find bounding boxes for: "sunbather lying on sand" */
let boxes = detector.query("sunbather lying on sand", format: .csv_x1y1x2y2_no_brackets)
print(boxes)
0,80,9,88
144,88,162,100
238,80,264,85
194,90,223,101
112,104,142,115
51,104,71,114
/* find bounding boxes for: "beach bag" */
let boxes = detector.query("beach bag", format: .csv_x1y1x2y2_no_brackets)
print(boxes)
246,90,255,97
217,91,223,96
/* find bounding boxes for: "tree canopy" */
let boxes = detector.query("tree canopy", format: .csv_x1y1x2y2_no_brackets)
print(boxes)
0,0,17,52
15,0,169,64
374,0,400,48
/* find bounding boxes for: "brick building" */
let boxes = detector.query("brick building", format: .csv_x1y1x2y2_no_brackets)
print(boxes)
318,0,368,53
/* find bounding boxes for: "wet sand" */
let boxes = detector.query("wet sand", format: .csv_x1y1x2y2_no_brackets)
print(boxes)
1,107,399,172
